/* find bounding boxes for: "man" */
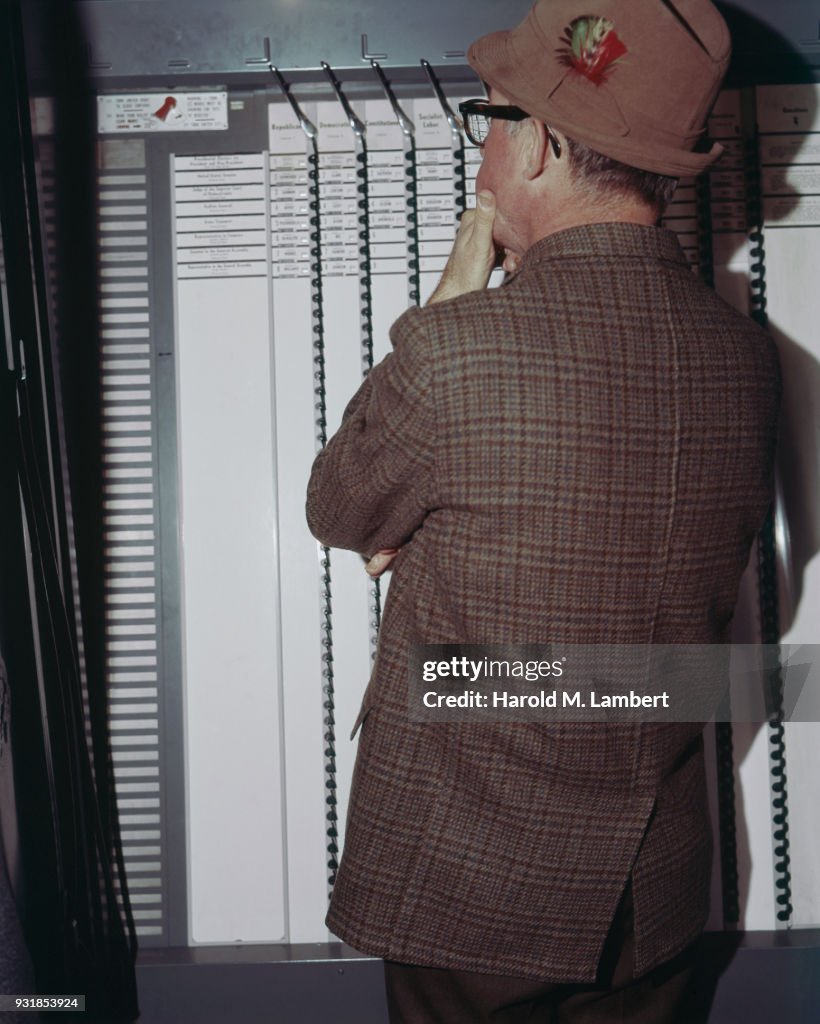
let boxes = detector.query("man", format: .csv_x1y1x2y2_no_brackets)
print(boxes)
306,1,780,1020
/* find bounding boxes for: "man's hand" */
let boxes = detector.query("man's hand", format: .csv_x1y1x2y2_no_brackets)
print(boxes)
365,549,399,578
427,191,498,305
502,249,522,275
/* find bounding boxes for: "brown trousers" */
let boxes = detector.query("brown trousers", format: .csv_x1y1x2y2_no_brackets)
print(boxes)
384,883,700,1023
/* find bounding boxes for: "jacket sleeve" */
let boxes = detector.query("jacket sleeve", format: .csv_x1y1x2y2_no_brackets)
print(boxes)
305,308,437,557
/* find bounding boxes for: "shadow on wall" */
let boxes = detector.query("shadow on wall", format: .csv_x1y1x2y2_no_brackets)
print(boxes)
724,0,820,908
698,3,820,1020
719,1,820,637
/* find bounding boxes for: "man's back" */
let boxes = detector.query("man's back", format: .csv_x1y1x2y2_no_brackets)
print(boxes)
377,223,778,654
307,221,780,981
307,3,777,1017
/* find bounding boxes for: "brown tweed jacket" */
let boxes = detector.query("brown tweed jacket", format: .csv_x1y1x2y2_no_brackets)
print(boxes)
306,223,780,982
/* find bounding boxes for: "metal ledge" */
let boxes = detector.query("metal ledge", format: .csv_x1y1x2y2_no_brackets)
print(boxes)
134,932,820,1023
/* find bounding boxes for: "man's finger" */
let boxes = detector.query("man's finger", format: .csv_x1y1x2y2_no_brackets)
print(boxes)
427,191,497,304
469,191,496,243
365,549,399,578
476,190,496,219
473,191,497,256
502,249,522,274
455,209,476,234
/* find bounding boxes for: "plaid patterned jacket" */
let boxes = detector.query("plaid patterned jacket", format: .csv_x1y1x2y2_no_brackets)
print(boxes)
306,223,780,982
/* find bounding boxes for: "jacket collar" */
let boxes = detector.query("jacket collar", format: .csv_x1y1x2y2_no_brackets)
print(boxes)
521,222,689,269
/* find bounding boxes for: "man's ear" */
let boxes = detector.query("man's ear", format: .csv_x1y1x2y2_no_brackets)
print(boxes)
521,118,549,180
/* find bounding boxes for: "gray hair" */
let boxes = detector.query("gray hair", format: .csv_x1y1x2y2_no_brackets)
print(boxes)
563,135,678,213
505,119,678,213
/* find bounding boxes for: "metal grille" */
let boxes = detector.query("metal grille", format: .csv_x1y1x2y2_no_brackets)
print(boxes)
98,167,165,942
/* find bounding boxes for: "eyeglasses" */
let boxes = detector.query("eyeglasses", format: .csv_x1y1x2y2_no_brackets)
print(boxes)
457,98,562,159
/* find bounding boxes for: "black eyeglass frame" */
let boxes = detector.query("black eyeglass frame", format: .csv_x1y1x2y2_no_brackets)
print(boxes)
457,98,562,159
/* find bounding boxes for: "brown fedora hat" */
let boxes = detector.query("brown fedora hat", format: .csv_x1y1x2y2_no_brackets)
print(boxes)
467,0,731,176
